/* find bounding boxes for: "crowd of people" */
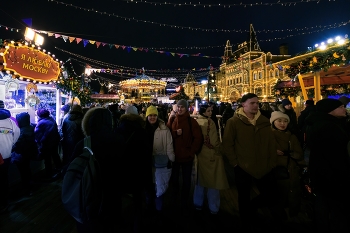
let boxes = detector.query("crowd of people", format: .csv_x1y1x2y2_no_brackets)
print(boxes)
0,94,350,232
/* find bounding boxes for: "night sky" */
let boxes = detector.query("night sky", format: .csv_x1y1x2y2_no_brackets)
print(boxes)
1,0,350,84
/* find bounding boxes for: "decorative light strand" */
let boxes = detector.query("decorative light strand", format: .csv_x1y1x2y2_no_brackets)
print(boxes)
55,47,216,73
48,0,348,34
0,24,21,33
123,0,337,8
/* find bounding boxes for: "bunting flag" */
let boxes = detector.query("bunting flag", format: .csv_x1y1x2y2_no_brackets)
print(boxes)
22,18,32,27
83,39,88,47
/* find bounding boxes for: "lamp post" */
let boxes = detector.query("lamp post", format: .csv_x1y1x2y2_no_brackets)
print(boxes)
207,70,214,103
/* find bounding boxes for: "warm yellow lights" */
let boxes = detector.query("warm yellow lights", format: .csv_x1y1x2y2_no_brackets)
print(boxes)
24,27,45,46
34,33,44,46
24,27,35,41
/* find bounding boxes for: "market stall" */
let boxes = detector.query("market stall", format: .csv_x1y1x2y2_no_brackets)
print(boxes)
0,40,62,124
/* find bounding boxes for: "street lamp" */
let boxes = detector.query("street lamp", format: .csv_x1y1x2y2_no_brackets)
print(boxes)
207,70,214,102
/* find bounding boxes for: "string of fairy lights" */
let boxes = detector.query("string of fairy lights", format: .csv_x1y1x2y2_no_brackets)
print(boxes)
56,48,213,83
122,0,340,7
1,18,350,51
48,0,349,34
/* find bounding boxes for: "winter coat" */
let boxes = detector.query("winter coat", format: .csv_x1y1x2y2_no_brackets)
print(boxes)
167,111,203,163
221,107,277,179
305,111,350,203
195,115,229,190
116,113,153,192
271,127,304,217
150,119,175,197
297,105,316,143
34,115,60,156
221,107,235,127
11,112,37,162
70,107,122,227
61,110,85,163
0,108,20,159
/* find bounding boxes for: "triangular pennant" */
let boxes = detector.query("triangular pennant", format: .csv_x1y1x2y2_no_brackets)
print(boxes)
62,35,68,42
109,44,113,49
127,47,131,53
132,47,137,52
76,38,82,44
138,48,143,51
68,37,75,43
89,40,95,44
22,18,32,27
83,39,89,47
48,32,54,37
165,52,170,56
144,49,148,53
179,54,184,58
102,42,107,46
55,34,61,38
121,46,126,50
96,42,101,48
114,45,120,49
171,53,175,56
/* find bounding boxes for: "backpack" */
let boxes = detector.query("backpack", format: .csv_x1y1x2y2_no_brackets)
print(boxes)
61,137,103,224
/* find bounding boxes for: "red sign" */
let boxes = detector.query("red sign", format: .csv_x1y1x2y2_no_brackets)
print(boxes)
1,44,60,82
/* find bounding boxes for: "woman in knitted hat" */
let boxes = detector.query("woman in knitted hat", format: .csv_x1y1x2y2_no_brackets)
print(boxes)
305,98,350,232
270,111,304,220
144,105,175,218
193,105,229,215
277,98,299,137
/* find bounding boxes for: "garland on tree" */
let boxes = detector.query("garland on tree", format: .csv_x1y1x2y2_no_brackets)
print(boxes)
55,63,92,106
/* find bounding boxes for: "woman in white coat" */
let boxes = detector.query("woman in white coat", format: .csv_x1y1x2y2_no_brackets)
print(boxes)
193,105,229,214
145,105,175,214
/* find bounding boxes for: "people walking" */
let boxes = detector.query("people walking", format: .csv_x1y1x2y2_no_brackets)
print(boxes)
144,105,175,221
70,107,122,232
34,108,62,181
270,111,304,220
193,105,229,215
11,112,38,196
167,99,203,214
0,101,20,213
60,104,85,176
221,93,278,228
305,98,350,232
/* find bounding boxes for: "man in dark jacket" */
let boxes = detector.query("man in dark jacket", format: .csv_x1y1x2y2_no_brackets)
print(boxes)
34,108,62,180
70,107,124,232
305,98,350,232
221,93,279,228
60,104,85,175
297,99,316,147
12,112,37,196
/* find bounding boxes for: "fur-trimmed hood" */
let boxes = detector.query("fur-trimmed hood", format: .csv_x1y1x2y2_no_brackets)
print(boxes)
82,107,113,136
119,113,145,128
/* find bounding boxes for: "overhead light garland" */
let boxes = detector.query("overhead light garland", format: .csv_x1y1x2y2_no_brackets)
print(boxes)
48,1,350,34
122,0,340,8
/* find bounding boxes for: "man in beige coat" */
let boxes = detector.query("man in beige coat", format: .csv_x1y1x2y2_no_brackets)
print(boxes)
221,93,278,228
